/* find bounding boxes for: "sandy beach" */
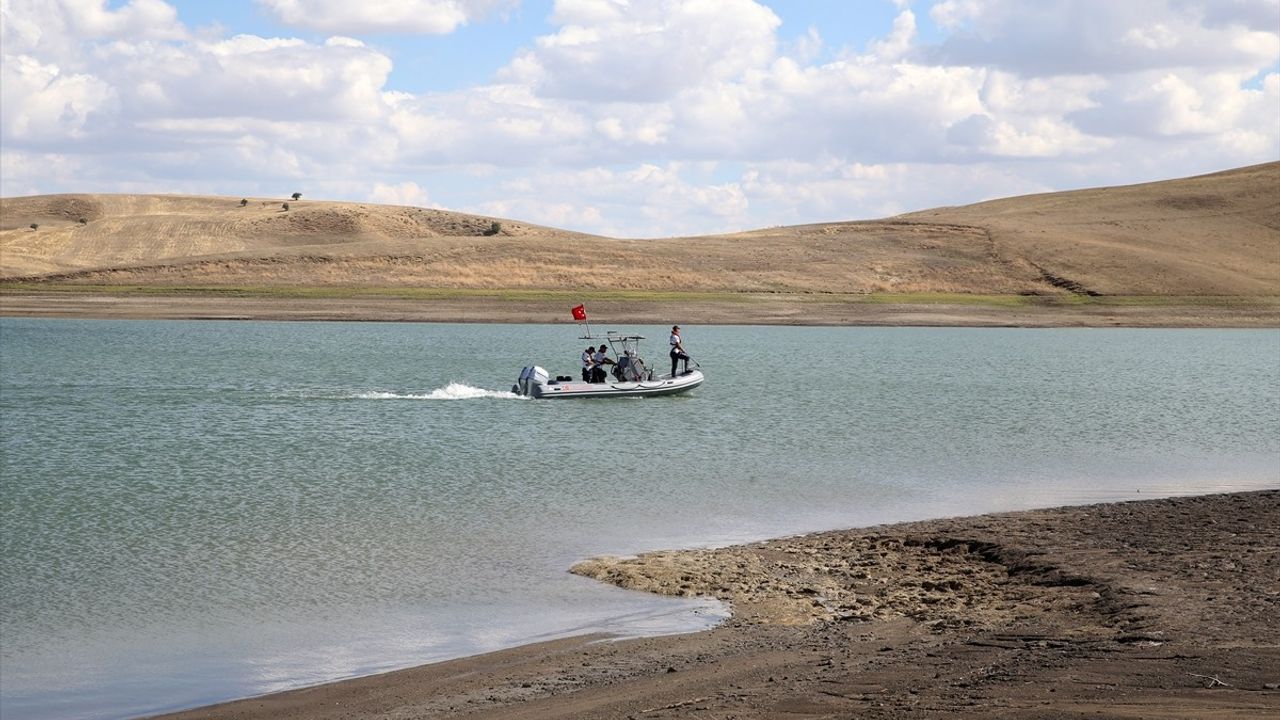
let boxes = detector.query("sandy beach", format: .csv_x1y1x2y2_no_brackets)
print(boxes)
156,490,1279,719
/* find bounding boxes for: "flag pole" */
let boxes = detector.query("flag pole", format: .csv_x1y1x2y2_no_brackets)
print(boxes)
572,304,590,338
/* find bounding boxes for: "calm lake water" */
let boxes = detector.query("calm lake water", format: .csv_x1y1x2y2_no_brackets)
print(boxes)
2,318,1277,719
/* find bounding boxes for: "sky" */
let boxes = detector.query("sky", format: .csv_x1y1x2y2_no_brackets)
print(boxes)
2,0,1278,238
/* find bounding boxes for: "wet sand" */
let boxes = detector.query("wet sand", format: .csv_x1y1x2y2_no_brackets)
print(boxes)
157,490,1279,719
3,291,1279,327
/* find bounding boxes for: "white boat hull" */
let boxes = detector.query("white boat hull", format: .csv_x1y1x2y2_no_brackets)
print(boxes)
514,367,704,399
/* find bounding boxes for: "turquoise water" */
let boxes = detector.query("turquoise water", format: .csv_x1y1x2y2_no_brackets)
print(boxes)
1,318,1277,719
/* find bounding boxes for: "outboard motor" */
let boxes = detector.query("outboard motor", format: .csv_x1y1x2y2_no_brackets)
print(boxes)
529,366,549,392
514,366,533,396
514,366,549,397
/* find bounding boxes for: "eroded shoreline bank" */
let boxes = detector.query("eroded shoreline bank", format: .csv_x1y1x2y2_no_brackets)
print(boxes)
3,290,1280,327
158,490,1280,719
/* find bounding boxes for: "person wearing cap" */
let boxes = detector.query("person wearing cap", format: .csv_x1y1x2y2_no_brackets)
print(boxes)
591,344,615,383
669,325,690,376
581,345,595,382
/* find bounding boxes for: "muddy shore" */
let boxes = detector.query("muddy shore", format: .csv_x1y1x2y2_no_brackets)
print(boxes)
3,291,1279,327
158,490,1279,719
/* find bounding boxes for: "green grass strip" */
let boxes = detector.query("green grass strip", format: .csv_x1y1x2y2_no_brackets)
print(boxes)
1,282,1276,308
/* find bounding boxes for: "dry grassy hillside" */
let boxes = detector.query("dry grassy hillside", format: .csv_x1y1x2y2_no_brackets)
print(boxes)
2,163,1277,297
897,162,1280,296
0,195,572,277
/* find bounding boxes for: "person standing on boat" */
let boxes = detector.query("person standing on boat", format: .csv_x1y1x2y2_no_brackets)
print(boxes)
592,344,615,383
669,325,690,377
581,345,595,382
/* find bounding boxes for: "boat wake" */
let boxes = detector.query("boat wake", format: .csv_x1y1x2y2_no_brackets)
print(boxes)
351,383,524,400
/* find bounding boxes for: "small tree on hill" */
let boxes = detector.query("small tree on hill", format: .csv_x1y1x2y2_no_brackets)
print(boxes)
282,202,290,211
29,223,38,230
483,221,501,236
240,198,248,207
291,192,302,201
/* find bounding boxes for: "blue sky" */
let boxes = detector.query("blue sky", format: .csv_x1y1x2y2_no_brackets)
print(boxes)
3,0,1278,237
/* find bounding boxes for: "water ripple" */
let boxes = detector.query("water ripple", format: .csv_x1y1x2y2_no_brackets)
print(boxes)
2,320,1276,720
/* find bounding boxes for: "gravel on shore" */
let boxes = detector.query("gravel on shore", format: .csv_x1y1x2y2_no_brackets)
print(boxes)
158,490,1280,719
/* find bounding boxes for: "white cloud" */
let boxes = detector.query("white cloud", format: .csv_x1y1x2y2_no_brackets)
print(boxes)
786,26,824,64
477,198,604,231
1072,68,1279,139
930,0,983,29
389,84,597,165
1179,0,1280,32
1123,23,1180,51
867,10,917,61
0,150,97,197
0,54,119,143
503,0,781,102
369,181,434,207
928,0,1279,76
1,32,396,152
0,0,187,62
178,36,393,122
979,72,1105,115
255,0,517,34
465,163,750,237
0,0,1276,239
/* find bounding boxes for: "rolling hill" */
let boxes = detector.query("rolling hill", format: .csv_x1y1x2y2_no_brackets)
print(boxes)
2,163,1277,298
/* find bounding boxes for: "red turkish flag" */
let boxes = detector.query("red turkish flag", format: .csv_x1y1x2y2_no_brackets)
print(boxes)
571,304,587,321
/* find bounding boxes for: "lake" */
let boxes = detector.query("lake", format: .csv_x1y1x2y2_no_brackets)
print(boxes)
1,318,1277,719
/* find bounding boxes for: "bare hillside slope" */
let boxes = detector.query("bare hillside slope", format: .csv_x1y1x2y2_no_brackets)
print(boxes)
896,162,1280,295
2,163,1277,296
0,195,574,277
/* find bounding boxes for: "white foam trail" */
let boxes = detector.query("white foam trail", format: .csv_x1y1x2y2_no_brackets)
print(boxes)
351,383,524,400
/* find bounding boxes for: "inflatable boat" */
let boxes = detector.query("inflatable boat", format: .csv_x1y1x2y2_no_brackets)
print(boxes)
512,332,704,399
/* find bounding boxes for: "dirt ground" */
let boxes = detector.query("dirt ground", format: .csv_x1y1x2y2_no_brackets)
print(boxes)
158,490,1280,720
3,291,1279,327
